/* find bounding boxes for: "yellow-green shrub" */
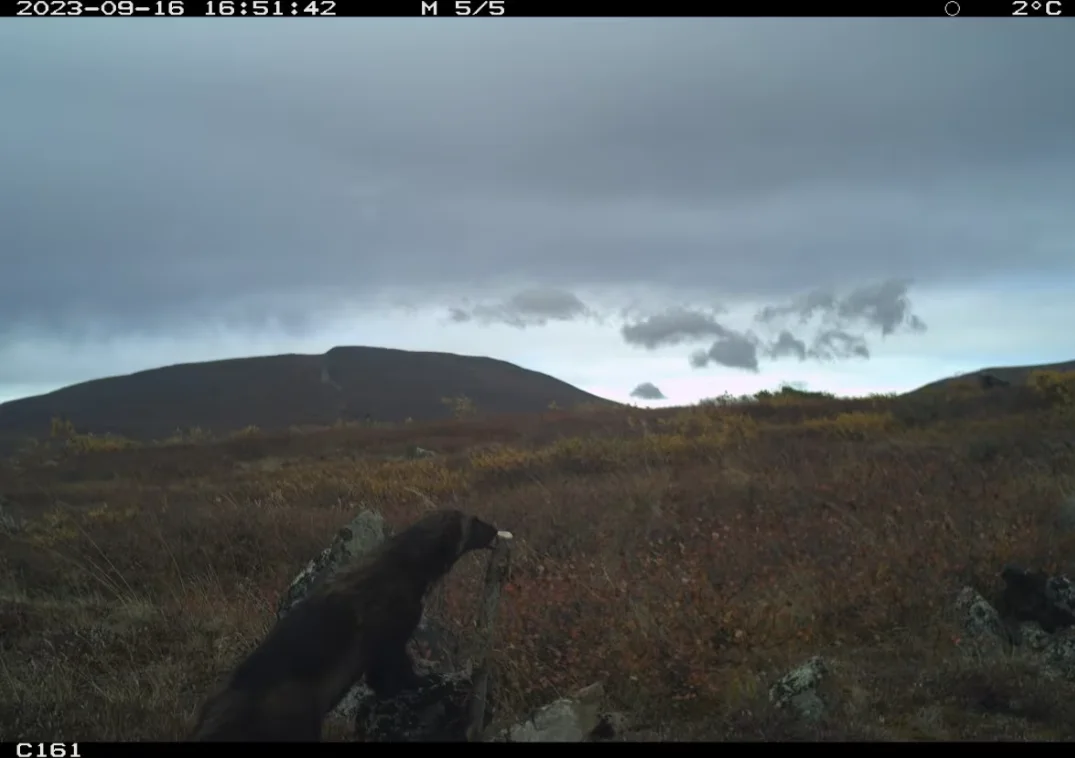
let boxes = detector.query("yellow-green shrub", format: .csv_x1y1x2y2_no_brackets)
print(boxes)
755,386,835,406
803,411,897,439
229,425,262,439
1028,369,1075,406
23,510,79,547
441,394,476,419
50,416,76,439
65,433,139,454
469,445,544,484
546,436,625,474
658,408,758,442
155,426,215,446
357,458,470,503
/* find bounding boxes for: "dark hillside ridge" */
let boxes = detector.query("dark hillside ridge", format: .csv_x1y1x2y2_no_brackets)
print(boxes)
910,359,1075,394
0,346,615,442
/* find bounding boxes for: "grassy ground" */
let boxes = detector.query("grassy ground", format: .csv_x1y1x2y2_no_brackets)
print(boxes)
2,375,1075,741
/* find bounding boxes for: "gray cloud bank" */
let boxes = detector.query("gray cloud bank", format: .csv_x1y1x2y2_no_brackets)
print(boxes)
449,279,925,372
630,382,666,400
1,20,1072,355
657,279,924,371
448,289,596,328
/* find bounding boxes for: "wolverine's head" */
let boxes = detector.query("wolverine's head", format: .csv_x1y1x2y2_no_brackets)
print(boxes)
455,511,500,555
382,509,500,582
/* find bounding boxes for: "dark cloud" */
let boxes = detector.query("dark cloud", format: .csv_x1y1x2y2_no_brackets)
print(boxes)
755,291,838,327
618,278,924,372
763,329,869,363
618,305,765,372
447,288,593,328
447,307,472,323
0,20,1071,364
453,285,893,374
766,331,808,361
808,329,871,361
756,280,927,336
690,334,762,372
630,382,666,400
620,307,727,349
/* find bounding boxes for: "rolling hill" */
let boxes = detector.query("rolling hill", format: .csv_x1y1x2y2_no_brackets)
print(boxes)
910,359,1075,394
0,346,615,443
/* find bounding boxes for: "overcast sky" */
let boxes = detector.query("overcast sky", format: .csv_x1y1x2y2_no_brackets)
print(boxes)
2,20,1073,407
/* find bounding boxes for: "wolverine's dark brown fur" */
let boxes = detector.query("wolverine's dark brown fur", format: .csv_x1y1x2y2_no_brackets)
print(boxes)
190,509,499,741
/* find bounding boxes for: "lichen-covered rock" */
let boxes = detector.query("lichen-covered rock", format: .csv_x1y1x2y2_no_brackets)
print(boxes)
954,569,1075,683
276,509,386,619
1045,575,1075,625
769,656,827,722
954,586,1010,658
1015,621,1053,652
589,710,630,741
410,614,466,672
358,678,610,743
353,671,611,742
492,682,605,742
997,568,1074,681
353,671,489,741
1040,628,1075,681
0,500,24,535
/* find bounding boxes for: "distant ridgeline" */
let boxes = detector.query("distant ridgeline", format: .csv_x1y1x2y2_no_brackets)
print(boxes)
0,346,616,445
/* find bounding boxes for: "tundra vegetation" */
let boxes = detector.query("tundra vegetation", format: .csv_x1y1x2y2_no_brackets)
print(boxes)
1,370,1074,740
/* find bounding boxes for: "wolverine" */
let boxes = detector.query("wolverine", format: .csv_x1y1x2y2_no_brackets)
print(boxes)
190,509,501,741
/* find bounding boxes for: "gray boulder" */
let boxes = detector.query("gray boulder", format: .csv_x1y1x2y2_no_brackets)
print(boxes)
353,670,490,741
769,656,828,722
954,585,1011,659
954,568,1075,681
489,682,606,742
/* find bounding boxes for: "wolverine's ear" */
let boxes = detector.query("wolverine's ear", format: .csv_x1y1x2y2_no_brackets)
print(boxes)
460,515,499,554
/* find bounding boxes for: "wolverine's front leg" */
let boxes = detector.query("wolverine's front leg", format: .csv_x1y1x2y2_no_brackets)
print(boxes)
365,638,426,697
